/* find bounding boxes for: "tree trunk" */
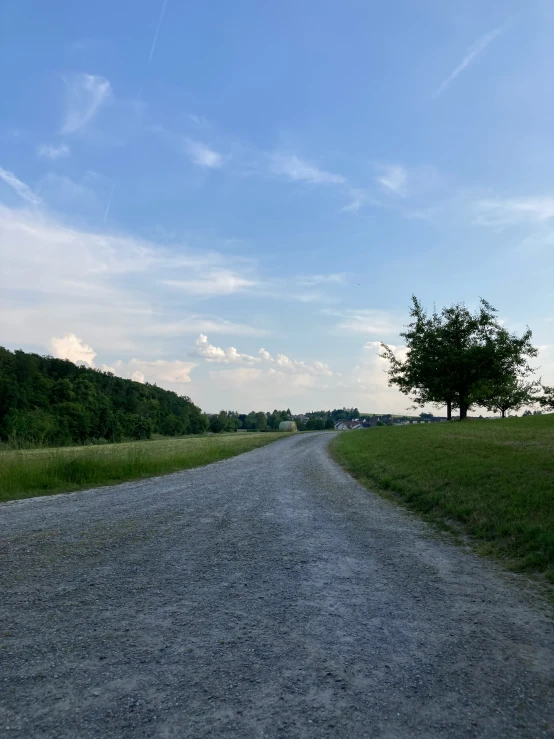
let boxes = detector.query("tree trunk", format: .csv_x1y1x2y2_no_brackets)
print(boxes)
459,397,467,420
446,400,452,421
501,409,506,418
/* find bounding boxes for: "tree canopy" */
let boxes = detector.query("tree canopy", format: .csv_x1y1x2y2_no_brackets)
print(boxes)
381,297,538,420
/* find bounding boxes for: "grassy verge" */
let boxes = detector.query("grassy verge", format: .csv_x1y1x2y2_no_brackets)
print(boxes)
0,433,283,503
331,415,554,581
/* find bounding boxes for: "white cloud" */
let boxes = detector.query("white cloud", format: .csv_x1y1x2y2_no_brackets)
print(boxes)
163,270,256,295
0,167,41,205
192,334,258,364
184,138,223,168
61,73,112,134
49,335,196,388
475,197,554,226
352,342,412,411
434,26,503,97
36,143,71,160
51,333,97,366
270,154,345,185
376,164,407,196
192,334,334,376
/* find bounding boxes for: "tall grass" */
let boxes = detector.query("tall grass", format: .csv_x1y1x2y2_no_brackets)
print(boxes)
331,414,554,581
0,433,282,503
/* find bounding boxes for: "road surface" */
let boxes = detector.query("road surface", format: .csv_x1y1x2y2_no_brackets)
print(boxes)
1,432,553,738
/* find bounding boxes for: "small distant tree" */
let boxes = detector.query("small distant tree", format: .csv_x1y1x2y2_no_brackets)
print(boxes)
324,417,335,429
480,379,538,418
522,409,532,416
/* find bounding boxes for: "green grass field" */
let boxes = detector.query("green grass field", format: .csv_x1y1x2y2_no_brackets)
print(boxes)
331,414,554,581
0,433,283,503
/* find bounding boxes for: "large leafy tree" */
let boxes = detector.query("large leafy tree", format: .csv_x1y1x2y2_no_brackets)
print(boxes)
381,297,537,420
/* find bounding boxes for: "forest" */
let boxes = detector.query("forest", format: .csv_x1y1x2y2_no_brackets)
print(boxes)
0,347,207,446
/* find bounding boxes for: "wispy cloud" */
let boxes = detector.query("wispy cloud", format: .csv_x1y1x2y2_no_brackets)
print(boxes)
163,270,256,295
61,73,112,134
36,143,70,160
149,0,169,62
376,164,407,195
0,204,267,355
269,154,345,185
475,196,554,225
151,317,267,337
340,188,381,214
326,308,401,337
184,138,223,168
0,167,42,205
434,26,503,97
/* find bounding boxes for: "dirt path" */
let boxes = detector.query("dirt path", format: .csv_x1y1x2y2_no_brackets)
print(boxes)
1,432,553,738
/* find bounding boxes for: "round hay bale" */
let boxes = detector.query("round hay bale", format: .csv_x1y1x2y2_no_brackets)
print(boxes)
279,421,297,432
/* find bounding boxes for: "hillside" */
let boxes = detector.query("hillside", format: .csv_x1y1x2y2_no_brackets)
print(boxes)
0,347,207,446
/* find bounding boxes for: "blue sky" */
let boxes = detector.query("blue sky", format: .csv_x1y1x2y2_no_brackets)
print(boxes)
1,0,552,413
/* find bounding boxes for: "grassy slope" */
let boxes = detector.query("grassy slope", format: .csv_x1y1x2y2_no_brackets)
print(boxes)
0,433,283,503
331,415,554,580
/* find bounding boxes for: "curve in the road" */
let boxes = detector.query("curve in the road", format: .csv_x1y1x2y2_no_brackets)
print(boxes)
1,432,553,738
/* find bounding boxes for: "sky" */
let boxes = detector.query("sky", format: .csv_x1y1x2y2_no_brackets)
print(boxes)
1,0,553,414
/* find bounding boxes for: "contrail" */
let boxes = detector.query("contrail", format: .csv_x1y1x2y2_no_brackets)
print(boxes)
104,183,115,223
149,0,169,62
434,26,502,97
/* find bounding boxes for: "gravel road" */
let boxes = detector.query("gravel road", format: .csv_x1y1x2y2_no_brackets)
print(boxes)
1,432,553,738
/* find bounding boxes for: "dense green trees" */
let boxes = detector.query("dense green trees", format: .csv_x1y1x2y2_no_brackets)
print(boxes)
381,297,538,420
0,347,207,446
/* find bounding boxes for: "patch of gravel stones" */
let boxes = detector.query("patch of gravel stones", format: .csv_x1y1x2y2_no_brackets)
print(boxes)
1,432,553,738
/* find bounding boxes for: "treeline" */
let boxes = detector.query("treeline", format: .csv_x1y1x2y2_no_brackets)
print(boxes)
0,347,207,447
206,408,357,432
206,409,314,432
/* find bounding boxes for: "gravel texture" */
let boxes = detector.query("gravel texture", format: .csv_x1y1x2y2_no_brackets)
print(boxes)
1,431,553,738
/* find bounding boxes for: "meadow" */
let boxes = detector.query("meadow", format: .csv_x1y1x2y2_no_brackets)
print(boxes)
0,433,283,503
331,414,554,580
